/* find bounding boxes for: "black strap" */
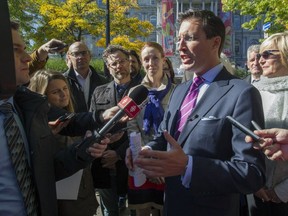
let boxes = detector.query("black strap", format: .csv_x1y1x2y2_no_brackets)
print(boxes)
0,0,16,99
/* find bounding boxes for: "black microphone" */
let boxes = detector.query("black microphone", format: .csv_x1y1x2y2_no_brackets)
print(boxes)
75,85,148,161
98,85,148,135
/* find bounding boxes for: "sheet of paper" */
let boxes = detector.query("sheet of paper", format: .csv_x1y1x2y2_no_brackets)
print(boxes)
56,169,83,200
129,132,146,187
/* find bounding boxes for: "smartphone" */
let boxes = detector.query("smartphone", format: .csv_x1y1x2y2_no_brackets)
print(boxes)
226,116,261,141
50,44,68,51
57,113,75,123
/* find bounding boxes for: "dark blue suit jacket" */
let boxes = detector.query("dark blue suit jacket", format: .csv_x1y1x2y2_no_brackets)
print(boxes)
148,68,266,216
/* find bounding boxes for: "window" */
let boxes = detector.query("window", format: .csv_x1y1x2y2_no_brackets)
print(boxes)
150,15,157,26
234,15,241,30
235,39,241,55
97,0,103,6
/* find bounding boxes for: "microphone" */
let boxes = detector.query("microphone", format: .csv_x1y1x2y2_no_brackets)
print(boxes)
75,85,149,161
98,85,148,135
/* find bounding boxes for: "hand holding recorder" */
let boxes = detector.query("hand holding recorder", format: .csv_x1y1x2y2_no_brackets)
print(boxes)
226,116,261,141
227,116,288,161
245,128,288,161
37,39,68,61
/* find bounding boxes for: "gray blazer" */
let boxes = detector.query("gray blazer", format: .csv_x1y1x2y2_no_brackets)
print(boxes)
148,68,266,216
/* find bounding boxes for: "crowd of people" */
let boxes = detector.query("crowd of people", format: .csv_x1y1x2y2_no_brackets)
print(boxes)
2,5,288,216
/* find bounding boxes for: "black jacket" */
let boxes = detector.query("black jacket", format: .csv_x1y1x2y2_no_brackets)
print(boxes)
64,66,108,112
90,78,140,193
14,86,91,216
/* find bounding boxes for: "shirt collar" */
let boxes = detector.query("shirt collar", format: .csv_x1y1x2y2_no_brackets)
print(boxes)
74,68,92,80
194,63,223,83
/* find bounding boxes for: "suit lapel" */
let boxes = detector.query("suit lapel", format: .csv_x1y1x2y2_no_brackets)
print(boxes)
170,80,192,135
105,81,116,104
177,69,235,146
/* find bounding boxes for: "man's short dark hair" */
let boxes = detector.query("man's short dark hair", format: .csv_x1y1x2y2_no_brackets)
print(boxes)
129,50,141,66
102,45,129,65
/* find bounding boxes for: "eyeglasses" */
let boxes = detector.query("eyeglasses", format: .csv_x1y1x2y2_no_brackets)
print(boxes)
256,50,280,59
108,59,128,68
69,50,89,57
174,34,196,45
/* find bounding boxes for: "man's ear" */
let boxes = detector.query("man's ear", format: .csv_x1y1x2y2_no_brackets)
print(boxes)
213,36,221,50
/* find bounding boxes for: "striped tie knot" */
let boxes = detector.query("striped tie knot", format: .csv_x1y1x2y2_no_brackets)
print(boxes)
193,76,204,88
175,76,204,138
0,102,14,115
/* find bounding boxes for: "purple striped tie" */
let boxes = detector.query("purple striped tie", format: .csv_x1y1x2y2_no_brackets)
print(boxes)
175,76,204,138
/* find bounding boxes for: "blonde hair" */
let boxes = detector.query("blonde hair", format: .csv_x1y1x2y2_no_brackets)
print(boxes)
260,32,288,70
29,70,74,112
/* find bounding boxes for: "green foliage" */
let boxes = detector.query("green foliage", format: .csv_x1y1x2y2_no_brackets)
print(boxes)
8,0,154,50
44,57,67,73
234,67,248,79
222,0,288,33
90,59,105,73
44,57,105,75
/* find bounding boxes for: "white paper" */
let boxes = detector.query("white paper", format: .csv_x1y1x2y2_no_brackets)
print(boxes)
56,169,83,200
129,132,146,187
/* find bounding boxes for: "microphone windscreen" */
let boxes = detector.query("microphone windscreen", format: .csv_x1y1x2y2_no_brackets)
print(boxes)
128,85,148,105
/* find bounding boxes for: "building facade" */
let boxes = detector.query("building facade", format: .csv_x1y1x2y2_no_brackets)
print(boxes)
131,0,264,68
92,0,264,68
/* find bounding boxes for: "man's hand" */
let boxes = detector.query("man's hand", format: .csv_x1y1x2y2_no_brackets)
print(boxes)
134,131,188,178
254,187,282,203
48,120,70,135
86,131,109,159
245,128,288,160
101,150,119,169
101,106,130,123
37,39,67,61
105,131,124,144
254,187,271,202
125,145,150,171
266,188,282,203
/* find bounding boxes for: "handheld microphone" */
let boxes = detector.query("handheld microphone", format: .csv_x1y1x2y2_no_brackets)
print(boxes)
98,85,148,135
75,85,148,161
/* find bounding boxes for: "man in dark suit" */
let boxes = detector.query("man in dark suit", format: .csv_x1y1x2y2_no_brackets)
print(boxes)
90,45,140,216
129,9,266,216
0,20,108,216
244,45,262,84
64,42,108,112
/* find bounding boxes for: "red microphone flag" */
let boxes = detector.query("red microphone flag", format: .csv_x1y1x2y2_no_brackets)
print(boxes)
118,96,141,118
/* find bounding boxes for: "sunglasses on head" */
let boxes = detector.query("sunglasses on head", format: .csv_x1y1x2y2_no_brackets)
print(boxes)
256,50,280,59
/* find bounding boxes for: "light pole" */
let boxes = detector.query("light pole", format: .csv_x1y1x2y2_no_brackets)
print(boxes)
104,0,111,79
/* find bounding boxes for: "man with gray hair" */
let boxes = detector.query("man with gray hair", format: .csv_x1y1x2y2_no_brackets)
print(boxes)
244,44,262,83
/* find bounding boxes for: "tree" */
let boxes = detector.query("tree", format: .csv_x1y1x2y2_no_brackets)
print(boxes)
8,0,154,51
222,0,288,33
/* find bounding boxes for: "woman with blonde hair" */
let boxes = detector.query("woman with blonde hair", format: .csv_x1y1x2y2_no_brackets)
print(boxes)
29,70,74,112
29,69,99,216
247,32,288,216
